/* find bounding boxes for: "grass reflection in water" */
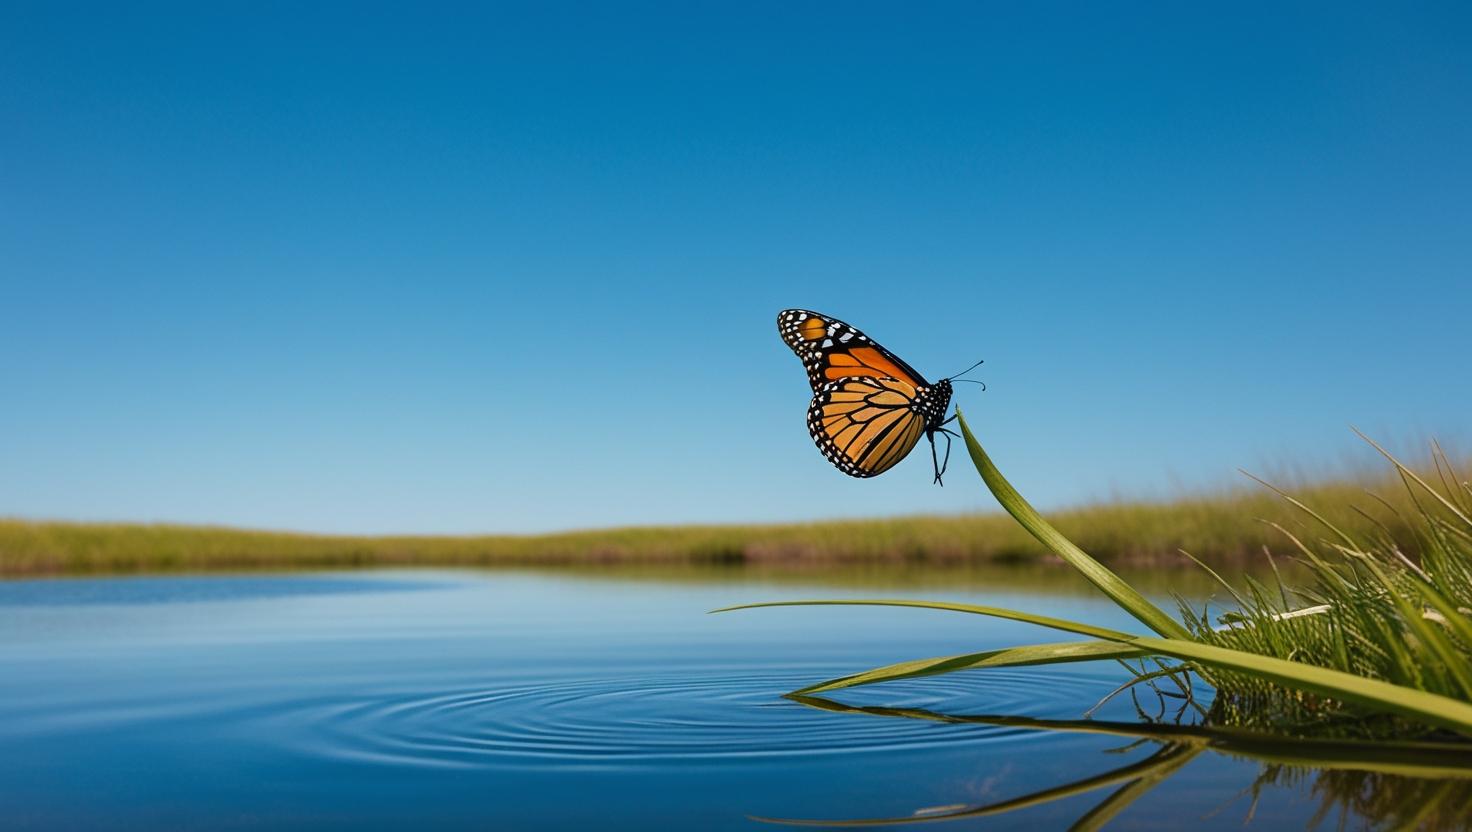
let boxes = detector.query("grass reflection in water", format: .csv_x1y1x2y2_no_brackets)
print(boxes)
760,693,1472,829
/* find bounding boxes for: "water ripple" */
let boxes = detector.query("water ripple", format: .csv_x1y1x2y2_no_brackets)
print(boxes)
262,669,1113,769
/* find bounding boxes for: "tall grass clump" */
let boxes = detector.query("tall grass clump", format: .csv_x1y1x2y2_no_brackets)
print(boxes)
720,415,1472,740
1179,435,1472,735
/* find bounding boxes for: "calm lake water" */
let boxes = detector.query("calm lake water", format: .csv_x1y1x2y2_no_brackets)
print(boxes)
0,569,1452,830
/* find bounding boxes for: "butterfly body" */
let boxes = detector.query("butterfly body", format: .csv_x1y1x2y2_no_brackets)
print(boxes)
778,309,960,482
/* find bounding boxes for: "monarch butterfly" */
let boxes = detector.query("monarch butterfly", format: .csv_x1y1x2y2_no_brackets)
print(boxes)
777,309,981,484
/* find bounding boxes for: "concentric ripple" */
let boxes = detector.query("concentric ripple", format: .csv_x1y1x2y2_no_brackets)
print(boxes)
264,668,1116,770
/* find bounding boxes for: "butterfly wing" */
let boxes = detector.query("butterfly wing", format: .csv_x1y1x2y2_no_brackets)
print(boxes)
778,309,929,393
807,376,927,478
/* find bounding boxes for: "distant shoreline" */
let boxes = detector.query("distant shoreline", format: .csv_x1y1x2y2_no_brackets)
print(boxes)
0,472,1426,577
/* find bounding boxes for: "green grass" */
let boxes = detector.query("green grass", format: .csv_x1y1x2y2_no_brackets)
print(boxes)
722,417,1472,739
0,466,1441,576
718,420,1472,828
1179,434,1472,735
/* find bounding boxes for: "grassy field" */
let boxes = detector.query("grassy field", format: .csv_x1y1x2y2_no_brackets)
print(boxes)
0,471,1436,576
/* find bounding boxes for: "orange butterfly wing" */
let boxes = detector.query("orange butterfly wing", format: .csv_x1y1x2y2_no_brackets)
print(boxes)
806,376,928,478
778,309,929,392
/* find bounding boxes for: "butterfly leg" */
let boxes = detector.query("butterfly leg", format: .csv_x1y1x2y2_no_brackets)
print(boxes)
939,430,953,483
928,430,954,486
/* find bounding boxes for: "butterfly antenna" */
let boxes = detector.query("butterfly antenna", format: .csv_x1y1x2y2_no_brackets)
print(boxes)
946,358,985,381
954,379,987,390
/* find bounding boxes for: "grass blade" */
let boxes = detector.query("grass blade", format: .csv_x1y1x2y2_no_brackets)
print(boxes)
1354,428,1472,527
792,640,1149,694
712,599,1136,640
1123,636,1472,736
956,410,1191,639
1419,582,1472,647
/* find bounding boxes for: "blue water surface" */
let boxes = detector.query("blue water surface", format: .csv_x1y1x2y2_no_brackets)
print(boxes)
0,570,1401,829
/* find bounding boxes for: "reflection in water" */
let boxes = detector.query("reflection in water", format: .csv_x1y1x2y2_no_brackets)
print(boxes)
777,694,1472,829
0,572,454,605
755,737,1204,827
1,568,1464,830
1251,767,1472,832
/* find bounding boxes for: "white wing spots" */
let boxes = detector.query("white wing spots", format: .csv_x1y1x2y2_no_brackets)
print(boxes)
783,311,946,480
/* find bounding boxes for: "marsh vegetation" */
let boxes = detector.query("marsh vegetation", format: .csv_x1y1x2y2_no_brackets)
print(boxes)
723,419,1472,826
0,456,1451,576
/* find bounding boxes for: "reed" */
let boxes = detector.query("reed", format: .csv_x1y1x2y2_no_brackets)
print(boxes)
720,415,1472,739
1178,433,1472,734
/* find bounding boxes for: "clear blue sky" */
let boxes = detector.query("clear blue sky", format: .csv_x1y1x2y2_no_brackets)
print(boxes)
2,3,1469,534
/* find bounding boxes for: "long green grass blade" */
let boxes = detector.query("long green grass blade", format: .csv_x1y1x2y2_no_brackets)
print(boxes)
793,640,1148,694
1354,554,1472,698
956,410,1191,639
711,599,1136,640
1355,428,1472,527
1239,468,1360,549
1122,636,1472,736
